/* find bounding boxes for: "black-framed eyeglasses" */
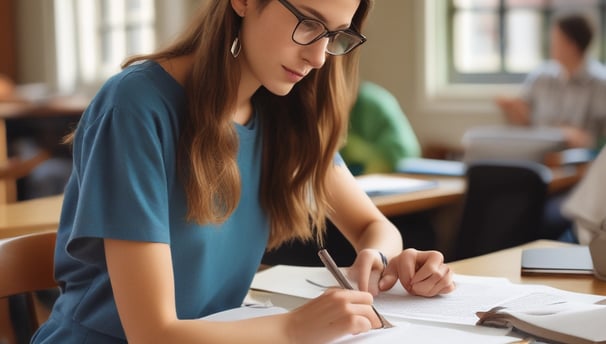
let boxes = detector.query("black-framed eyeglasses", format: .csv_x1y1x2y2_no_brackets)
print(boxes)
277,0,367,56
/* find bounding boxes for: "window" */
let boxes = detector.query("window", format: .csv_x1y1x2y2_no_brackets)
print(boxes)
449,0,605,84
54,0,156,93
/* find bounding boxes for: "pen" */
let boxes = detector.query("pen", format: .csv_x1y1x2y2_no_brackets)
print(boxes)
318,249,394,329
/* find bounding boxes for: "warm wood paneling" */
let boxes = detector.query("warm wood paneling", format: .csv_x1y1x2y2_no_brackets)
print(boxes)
0,0,17,81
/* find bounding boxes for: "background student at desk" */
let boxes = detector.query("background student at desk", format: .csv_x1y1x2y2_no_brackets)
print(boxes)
31,1,455,343
495,12,606,242
495,12,606,151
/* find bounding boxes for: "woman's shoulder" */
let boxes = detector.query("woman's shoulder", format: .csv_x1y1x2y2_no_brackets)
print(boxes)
101,60,184,105
91,61,183,111
79,60,186,132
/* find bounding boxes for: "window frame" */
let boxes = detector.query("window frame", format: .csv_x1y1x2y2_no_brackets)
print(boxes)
414,0,521,117
53,0,157,94
448,0,606,84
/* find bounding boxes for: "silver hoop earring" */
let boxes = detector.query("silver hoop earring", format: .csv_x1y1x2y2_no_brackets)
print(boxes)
230,37,241,58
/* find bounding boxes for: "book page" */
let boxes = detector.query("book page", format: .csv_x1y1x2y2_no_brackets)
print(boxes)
204,306,518,343
488,302,606,343
333,319,516,344
203,305,288,321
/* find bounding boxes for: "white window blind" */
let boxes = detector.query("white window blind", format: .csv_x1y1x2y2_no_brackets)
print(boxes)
53,0,156,93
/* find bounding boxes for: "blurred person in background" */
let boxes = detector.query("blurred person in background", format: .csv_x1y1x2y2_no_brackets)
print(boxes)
496,12,606,151
340,81,421,176
496,12,606,242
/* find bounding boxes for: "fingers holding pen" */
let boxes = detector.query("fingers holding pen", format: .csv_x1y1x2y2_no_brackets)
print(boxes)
287,288,383,344
321,288,383,331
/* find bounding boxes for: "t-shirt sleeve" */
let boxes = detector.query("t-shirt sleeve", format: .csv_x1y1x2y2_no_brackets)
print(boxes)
66,95,172,262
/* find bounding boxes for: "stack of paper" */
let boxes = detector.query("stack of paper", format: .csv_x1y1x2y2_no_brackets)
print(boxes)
248,265,606,343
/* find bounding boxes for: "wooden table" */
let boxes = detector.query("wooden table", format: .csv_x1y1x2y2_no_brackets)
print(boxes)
0,96,87,203
0,166,587,240
449,239,606,296
0,194,62,239
1,178,464,239
373,166,583,218
371,175,464,217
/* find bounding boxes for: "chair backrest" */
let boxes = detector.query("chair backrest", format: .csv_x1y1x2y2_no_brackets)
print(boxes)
453,160,551,260
0,231,57,298
0,231,57,339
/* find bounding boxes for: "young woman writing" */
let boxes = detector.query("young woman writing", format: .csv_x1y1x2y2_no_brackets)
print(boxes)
32,0,454,343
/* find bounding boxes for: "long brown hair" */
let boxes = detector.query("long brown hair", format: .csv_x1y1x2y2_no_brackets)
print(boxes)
123,0,373,250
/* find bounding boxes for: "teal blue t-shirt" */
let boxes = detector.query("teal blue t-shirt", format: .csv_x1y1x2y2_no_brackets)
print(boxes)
32,61,269,343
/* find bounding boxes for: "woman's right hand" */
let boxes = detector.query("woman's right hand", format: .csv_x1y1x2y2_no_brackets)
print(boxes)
284,288,382,343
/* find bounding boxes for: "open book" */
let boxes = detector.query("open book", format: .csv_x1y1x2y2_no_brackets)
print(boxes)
477,300,606,344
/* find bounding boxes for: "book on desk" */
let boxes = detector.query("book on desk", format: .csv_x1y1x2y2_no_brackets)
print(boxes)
521,246,594,276
396,157,466,177
355,174,438,197
477,301,606,344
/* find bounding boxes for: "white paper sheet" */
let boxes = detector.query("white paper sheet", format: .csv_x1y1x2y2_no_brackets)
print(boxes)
203,305,518,343
251,265,606,326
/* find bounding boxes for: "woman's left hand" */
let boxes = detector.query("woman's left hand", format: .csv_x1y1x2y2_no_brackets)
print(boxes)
347,249,387,296
348,248,455,297
381,249,455,297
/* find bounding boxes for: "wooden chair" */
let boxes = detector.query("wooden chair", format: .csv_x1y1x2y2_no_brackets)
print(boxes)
0,231,58,343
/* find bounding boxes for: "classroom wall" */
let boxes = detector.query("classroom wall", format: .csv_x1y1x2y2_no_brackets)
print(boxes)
15,0,54,85
359,1,506,150
13,0,194,87
13,0,507,149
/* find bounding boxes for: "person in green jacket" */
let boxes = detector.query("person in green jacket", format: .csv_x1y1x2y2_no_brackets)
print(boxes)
340,81,421,175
